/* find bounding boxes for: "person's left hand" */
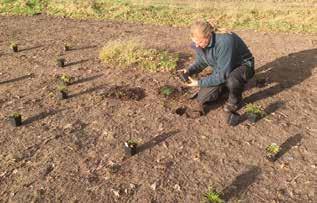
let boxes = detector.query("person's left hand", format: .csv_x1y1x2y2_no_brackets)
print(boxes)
186,76,199,87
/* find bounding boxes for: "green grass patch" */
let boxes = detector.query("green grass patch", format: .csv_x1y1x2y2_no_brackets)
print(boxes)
245,103,266,117
266,143,281,155
1,0,316,33
99,39,178,72
203,187,224,203
160,85,175,96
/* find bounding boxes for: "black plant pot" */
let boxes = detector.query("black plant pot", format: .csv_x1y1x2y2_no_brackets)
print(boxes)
247,113,260,123
64,45,70,51
12,45,18,52
227,112,240,126
58,91,68,100
9,116,22,127
266,154,277,162
124,143,137,156
179,72,190,83
57,58,65,67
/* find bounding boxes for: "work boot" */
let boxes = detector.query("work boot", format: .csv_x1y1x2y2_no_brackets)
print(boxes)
223,101,242,113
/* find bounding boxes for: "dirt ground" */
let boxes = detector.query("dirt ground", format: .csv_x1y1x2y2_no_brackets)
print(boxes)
0,15,316,202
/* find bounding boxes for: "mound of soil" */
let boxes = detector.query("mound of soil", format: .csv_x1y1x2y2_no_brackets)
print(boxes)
102,86,145,101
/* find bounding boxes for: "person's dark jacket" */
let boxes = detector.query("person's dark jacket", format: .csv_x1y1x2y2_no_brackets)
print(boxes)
188,32,254,87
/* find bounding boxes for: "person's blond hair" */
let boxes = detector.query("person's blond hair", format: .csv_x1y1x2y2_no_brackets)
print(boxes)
190,19,229,38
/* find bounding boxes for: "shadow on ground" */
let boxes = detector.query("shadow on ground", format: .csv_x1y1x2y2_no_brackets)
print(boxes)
245,48,317,103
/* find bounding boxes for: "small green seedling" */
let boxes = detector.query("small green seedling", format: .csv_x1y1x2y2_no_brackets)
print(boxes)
124,139,138,156
10,42,18,52
266,143,280,155
126,140,138,147
64,43,71,51
57,84,68,100
160,86,175,96
245,103,265,123
9,112,22,127
11,112,21,118
58,84,67,92
60,74,72,85
203,188,224,203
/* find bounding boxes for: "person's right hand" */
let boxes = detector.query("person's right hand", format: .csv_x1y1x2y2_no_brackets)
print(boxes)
177,69,188,74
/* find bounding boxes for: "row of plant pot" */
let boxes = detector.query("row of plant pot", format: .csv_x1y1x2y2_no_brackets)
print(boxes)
9,42,71,68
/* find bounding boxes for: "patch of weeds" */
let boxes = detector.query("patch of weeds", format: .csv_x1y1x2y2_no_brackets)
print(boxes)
203,187,224,203
1,1,316,33
60,74,73,85
10,41,18,52
245,103,266,123
99,39,178,72
266,143,280,155
0,0,45,15
160,85,175,97
266,143,281,161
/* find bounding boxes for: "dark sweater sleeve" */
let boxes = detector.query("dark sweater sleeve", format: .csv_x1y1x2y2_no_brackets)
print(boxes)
198,38,234,87
187,52,208,75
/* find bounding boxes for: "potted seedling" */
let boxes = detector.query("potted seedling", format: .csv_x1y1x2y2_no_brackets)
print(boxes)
10,42,18,52
64,43,71,51
245,103,265,123
56,58,66,68
9,112,22,127
203,188,224,203
160,86,175,97
124,139,138,156
227,111,240,126
60,74,73,86
57,84,68,100
179,71,190,83
266,143,281,161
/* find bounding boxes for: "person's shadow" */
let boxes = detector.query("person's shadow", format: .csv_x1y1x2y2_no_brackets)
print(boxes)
245,48,317,103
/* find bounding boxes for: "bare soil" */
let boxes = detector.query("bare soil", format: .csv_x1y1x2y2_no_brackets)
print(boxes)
0,15,317,202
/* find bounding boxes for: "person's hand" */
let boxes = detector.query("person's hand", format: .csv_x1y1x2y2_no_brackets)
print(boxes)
186,76,198,87
177,69,188,74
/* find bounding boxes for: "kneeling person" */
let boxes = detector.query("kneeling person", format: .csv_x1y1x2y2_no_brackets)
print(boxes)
184,19,255,116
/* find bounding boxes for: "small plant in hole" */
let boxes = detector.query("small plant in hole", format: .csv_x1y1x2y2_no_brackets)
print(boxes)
57,84,68,100
160,86,175,97
57,58,66,67
266,143,281,161
203,188,224,203
245,103,265,123
10,42,18,52
64,43,71,51
60,74,73,85
124,139,138,156
9,112,22,127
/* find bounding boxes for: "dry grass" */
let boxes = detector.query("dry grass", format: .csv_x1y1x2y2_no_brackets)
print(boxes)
99,39,179,72
1,0,316,33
